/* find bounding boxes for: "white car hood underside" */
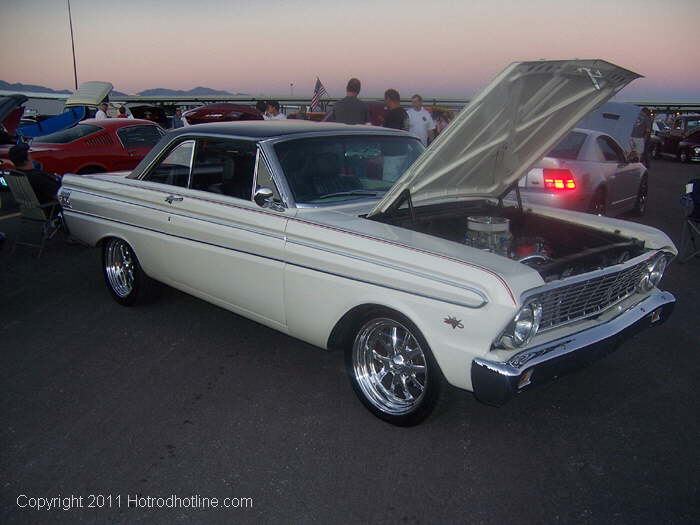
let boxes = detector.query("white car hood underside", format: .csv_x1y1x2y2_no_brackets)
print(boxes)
368,59,641,217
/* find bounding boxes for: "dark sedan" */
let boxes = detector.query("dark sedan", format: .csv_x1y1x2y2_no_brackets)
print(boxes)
650,115,700,162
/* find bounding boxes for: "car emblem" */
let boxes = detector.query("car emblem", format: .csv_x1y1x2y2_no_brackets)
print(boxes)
443,316,464,329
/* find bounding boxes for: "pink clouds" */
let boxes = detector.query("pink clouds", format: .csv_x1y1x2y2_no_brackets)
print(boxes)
1,0,697,100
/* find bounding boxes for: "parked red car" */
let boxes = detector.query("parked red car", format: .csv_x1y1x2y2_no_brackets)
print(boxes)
181,103,263,125
0,119,165,175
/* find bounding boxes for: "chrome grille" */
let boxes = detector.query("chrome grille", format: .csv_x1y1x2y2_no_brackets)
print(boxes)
530,259,650,331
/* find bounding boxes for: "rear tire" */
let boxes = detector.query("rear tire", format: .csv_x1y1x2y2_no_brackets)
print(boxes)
346,310,447,426
631,175,648,217
102,238,150,306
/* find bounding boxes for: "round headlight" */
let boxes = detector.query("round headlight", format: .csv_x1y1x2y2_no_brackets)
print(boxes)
501,302,542,349
639,254,670,291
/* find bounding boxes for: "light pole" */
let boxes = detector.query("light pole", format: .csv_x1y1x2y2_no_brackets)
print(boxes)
290,83,294,96
67,0,78,90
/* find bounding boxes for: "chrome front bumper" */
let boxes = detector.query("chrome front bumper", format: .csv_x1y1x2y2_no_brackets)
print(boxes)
471,289,676,406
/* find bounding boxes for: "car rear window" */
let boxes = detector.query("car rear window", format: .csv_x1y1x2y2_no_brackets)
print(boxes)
117,125,164,148
548,131,587,160
34,124,101,144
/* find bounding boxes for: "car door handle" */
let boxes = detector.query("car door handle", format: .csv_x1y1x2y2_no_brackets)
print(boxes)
165,195,183,204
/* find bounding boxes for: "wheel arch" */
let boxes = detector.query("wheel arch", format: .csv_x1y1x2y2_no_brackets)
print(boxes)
76,164,107,175
327,303,418,352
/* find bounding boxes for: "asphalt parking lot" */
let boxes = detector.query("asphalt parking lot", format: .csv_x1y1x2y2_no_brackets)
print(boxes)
1,159,698,524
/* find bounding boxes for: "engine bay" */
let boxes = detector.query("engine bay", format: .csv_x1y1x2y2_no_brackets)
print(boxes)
369,201,647,281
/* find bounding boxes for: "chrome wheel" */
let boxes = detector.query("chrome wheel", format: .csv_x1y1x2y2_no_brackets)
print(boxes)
352,318,428,415
104,239,135,298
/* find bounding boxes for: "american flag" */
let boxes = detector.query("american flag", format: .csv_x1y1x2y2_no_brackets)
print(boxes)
310,77,328,111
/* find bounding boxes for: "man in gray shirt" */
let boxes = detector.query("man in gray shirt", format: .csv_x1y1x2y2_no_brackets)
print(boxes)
327,78,369,125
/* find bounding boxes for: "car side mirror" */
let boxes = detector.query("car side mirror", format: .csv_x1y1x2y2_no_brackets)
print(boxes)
254,186,285,212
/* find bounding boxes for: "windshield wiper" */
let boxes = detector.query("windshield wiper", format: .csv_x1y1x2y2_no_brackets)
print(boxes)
315,190,382,200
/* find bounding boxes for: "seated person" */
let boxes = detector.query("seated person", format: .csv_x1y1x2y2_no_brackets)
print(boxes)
8,143,61,205
0,124,13,144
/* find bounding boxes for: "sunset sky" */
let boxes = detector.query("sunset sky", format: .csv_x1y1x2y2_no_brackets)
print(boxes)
1,0,698,101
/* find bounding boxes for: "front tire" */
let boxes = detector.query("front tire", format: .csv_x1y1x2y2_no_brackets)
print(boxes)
102,238,149,306
679,150,689,163
346,312,446,426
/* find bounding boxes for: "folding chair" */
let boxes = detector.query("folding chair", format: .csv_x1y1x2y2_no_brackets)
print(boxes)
679,178,700,264
4,169,62,258
679,218,700,263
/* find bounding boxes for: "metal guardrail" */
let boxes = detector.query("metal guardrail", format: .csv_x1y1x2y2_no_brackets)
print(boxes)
110,95,700,114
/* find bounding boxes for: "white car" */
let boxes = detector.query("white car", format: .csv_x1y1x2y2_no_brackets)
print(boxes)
59,60,677,426
518,128,648,216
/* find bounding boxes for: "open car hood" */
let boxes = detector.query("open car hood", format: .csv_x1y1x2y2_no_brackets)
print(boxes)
64,81,113,107
368,59,641,217
1,94,28,134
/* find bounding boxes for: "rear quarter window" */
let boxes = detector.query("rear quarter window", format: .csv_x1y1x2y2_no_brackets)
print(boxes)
33,124,101,144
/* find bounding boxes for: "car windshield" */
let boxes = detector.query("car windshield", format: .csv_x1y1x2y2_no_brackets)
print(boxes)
33,124,101,144
548,131,587,160
274,135,424,204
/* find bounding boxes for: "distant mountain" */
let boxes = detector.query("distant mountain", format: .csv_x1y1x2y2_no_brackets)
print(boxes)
0,80,71,94
137,86,240,97
1,81,248,98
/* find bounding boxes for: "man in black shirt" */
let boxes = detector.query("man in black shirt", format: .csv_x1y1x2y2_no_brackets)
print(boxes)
383,89,408,131
8,143,61,205
327,78,369,125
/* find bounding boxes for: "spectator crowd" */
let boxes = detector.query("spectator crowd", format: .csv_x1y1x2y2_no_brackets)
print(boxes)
323,77,452,145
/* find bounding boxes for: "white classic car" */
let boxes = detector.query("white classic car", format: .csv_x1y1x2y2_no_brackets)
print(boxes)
59,60,676,426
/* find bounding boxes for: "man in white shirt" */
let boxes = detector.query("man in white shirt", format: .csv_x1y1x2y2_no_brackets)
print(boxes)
266,101,287,120
95,102,109,120
407,94,435,146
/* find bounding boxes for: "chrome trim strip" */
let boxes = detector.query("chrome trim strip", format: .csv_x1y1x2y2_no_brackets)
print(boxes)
66,179,514,303
475,289,675,377
255,143,294,207
64,208,484,310
69,188,286,242
65,208,286,264
287,238,488,308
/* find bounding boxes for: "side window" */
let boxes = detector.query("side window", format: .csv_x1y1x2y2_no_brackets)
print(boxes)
254,152,282,202
674,119,683,130
143,140,194,187
189,139,257,200
597,136,625,163
117,125,164,148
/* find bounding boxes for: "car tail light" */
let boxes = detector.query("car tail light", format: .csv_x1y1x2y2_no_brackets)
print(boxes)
543,169,576,191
